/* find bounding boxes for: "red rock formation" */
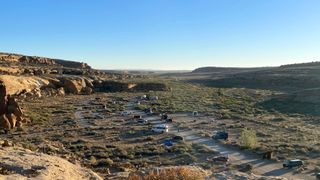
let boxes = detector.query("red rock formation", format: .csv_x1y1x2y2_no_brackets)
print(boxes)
0,81,7,115
19,56,56,65
0,82,25,130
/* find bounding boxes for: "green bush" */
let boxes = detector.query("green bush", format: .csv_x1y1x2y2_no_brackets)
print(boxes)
240,128,257,149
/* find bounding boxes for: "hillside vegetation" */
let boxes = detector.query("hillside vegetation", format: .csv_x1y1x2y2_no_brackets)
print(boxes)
163,62,320,115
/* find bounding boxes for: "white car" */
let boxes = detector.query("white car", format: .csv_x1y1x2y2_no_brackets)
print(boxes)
151,124,168,133
121,111,131,116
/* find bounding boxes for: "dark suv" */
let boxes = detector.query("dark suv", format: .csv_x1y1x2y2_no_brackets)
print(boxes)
213,131,228,140
283,159,303,168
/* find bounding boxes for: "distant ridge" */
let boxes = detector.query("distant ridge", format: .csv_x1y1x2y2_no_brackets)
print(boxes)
192,66,273,73
0,52,91,69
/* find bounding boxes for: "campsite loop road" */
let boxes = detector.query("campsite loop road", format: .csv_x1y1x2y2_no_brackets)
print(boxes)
125,98,313,180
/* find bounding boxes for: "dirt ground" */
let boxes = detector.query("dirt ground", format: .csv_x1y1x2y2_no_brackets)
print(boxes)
166,114,319,180
0,93,226,179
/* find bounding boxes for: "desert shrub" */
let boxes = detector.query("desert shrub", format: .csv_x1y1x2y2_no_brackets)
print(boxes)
21,143,38,151
175,153,197,165
240,128,257,149
96,158,113,167
192,144,216,154
239,163,253,172
221,113,231,119
89,156,97,165
144,136,155,141
171,143,191,154
128,167,204,180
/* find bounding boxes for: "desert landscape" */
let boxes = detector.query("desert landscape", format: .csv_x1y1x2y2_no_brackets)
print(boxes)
0,52,319,180
2,1,320,179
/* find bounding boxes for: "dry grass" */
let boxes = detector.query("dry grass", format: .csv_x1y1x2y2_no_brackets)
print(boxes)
128,167,205,180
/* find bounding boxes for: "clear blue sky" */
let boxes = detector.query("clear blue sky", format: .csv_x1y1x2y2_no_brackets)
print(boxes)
1,0,320,70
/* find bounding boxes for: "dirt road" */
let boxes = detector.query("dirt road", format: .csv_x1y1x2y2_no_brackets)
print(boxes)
124,99,314,180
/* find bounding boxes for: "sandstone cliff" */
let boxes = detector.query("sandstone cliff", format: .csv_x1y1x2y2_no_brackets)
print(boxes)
0,52,91,69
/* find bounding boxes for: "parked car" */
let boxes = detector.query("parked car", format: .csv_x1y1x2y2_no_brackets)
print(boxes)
283,159,303,168
316,172,320,179
161,113,168,120
151,124,168,133
192,111,198,116
121,111,130,116
151,96,159,101
172,135,183,142
213,131,228,140
133,115,142,119
137,118,148,124
210,155,229,162
164,140,173,147
144,108,153,115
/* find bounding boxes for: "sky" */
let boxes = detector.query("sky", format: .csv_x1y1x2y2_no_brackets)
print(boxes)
1,0,320,70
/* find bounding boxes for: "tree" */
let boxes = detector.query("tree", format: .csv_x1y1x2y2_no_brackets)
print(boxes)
240,128,257,149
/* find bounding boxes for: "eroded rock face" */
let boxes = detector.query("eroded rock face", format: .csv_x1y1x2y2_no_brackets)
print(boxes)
0,81,7,114
62,77,86,94
1,52,91,70
53,59,91,69
0,114,11,131
19,56,56,65
0,82,26,130
82,86,93,95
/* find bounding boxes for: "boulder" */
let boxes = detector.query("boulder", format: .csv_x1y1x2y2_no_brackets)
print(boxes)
34,69,44,76
0,114,11,130
0,75,50,95
57,87,65,96
84,78,94,88
63,77,86,94
82,87,93,95
5,113,16,129
46,77,63,88
23,69,34,75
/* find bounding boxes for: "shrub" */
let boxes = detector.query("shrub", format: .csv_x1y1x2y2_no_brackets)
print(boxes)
240,128,257,149
192,144,216,154
239,163,253,172
96,158,113,167
128,167,204,180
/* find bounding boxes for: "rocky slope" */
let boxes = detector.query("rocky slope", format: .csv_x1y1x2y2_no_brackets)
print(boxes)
0,140,102,180
0,52,91,69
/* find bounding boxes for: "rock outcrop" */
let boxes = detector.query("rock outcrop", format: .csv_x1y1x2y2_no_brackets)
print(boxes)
54,59,91,69
0,75,50,95
0,81,7,114
0,52,91,69
62,77,86,94
19,56,56,65
58,77,93,95
0,82,26,131
0,144,102,180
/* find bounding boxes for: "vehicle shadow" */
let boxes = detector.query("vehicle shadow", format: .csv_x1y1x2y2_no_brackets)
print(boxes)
263,168,292,176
